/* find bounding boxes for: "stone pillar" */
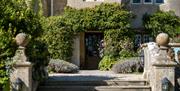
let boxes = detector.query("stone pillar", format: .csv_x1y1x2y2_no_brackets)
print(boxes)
10,33,32,91
152,63,176,91
142,42,158,80
150,46,176,91
71,34,80,67
143,33,177,91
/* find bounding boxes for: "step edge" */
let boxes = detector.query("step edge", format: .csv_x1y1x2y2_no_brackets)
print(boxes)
38,85,151,89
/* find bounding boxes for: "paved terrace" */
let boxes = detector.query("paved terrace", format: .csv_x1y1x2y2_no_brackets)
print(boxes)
48,70,144,81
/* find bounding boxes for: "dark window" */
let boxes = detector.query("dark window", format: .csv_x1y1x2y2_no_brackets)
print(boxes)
156,0,164,3
132,0,141,3
144,0,152,3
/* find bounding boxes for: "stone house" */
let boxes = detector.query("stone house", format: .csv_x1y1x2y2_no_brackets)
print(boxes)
41,0,180,69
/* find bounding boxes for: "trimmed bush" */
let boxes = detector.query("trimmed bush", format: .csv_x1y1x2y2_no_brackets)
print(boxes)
112,57,143,73
48,59,79,73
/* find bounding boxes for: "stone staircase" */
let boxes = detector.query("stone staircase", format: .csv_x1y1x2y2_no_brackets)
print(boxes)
37,72,151,91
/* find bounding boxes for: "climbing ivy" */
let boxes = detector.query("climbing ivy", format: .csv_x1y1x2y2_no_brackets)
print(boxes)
41,16,73,61
43,3,135,70
63,3,133,32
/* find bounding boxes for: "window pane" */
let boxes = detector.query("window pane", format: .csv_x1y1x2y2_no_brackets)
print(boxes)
156,0,164,3
144,0,152,3
133,0,141,3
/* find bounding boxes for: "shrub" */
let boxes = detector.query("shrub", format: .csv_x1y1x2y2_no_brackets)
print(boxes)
42,16,74,61
0,0,48,83
119,49,138,59
26,40,50,81
98,56,116,71
0,61,8,88
48,59,79,73
100,30,136,70
143,11,180,38
112,57,143,73
104,30,135,58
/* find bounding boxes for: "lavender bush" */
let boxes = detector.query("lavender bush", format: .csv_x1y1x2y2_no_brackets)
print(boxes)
48,59,79,73
112,57,143,73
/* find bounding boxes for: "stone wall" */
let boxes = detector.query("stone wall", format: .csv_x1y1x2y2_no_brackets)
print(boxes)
43,0,121,16
67,0,120,9
160,0,180,16
53,0,67,15
129,4,159,28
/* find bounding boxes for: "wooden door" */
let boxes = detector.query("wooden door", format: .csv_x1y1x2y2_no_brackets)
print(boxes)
84,32,103,70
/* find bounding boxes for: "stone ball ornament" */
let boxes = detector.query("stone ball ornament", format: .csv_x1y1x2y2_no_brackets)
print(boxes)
156,33,170,46
15,33,29,47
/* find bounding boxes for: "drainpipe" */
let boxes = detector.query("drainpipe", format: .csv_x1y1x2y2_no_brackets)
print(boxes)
51,0,54,16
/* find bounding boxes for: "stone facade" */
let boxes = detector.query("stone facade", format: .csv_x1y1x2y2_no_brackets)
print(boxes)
129,0,180,28
41,0,180,68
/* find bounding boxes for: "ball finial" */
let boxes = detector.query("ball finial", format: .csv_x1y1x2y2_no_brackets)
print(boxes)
15,33,29,47
156,33,169,46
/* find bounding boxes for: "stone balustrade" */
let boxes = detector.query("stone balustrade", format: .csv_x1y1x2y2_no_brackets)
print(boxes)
142,33,180,91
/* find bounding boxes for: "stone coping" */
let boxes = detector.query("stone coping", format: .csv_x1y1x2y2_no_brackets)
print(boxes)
152,63,177,67
169,43,180,47
14,62,32,67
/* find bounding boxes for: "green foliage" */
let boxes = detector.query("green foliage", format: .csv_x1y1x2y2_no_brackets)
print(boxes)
119,49,138,59
98,56,116,71
42,3,134,70
143,11,180,38
0,0,48,84
26,39,50,81
0,59,12,91
104,29,135,58
42,16,74,61
43,3,134,61
63,3,133,32
0,61,8,87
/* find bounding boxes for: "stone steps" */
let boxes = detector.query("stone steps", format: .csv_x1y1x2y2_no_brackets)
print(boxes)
37,72,151,91
37,86,151,91
37,78,151,91
40,79,148,86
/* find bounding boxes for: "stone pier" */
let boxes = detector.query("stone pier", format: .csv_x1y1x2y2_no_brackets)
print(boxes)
10,33,32,91
143,33,178,91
